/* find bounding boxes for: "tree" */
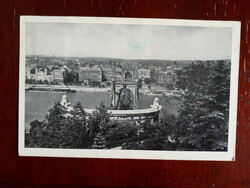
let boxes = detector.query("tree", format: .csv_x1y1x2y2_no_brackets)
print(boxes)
203,60,230,150
175,61,230,151
149,67,156,82
63,69,78,85
25,120,45,147
60,102,91,148
144,77,153,85
138,78,143,88
93,132,107,149
89,102,111,148
44,80,49,84
41,102,68,148
105,121,138,142
121,114,178,150
106,81,111,87
164,73,176,90
144,77,153,90
90,102,110,132
26,102,91,149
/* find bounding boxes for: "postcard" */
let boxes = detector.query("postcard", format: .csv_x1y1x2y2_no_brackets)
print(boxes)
19,16,240,160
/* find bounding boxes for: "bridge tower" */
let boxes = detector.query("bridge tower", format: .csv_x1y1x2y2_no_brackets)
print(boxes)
110,62,140,110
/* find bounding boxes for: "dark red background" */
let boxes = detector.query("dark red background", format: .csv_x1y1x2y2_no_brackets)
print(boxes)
0,0,249,187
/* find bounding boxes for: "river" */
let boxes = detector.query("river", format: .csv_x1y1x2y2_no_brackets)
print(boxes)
25,91,179,130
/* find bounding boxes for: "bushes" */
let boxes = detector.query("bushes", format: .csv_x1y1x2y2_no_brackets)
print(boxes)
26,101,141,149
105,122,138,142
104,121,138,148
25,100,178,150
26,102,91,149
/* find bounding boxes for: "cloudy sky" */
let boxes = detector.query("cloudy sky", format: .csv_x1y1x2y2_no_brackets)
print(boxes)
25,22,232,60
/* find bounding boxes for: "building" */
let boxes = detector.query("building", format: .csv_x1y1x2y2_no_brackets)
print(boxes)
79,65,102,82
51,68,64,84
26,67,53,82
157,71,177,84
138,68,150,80
101,66,113,81
114,67,123,82
25,67,31,79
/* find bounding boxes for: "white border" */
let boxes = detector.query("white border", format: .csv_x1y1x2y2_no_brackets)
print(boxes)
19,16,241,161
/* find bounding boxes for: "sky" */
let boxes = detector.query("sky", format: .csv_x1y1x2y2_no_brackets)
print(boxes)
25,22,232,60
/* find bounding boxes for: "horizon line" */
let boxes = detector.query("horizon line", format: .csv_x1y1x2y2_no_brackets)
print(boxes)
26,55,231,62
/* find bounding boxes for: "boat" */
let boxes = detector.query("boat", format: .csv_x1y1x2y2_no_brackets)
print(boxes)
26,86,76,93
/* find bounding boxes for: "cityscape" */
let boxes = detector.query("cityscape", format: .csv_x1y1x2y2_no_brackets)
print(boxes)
25,55,181,88
24,55,231,152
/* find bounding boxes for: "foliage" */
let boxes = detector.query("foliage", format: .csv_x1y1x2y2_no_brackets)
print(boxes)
138,78,143,88
26,102,91,148
149,67,156,82
92,132,106,149
88,102,111,148
89,81,100,87
122,142,141,150
174,61,230,151
144,77,153,85
26,60,230,151
163,73,176,90
122,115,178,150
26,101,113,149
63,69,78,85
122,60,231,151
89,101,110,133
61,102,91,148
105,121,138,142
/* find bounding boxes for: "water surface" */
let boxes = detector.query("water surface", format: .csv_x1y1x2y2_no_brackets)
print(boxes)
25,91,179,129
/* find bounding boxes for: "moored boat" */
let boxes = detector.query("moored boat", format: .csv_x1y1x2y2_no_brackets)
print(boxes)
26,86,76,93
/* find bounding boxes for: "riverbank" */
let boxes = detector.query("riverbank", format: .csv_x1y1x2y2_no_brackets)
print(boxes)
25,90,180,130
25,84,152,93
26,84,111,92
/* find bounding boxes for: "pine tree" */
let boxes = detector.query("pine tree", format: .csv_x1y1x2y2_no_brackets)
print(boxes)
26,102,92,148
204,60,230,150
89,102,110,149
92,132,107,149
42,102,68,148
61,102,90,148
176,61,230,151
89,101,110,135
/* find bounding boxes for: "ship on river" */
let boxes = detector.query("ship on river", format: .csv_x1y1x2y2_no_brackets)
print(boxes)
25,85,76,93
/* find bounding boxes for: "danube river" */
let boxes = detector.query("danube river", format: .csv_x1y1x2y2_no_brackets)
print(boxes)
25,91,179,130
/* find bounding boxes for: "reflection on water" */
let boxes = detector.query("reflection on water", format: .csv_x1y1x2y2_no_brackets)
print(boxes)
25,91,178,129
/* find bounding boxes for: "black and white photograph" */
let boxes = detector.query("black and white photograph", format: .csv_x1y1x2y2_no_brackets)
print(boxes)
19,16,240,160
